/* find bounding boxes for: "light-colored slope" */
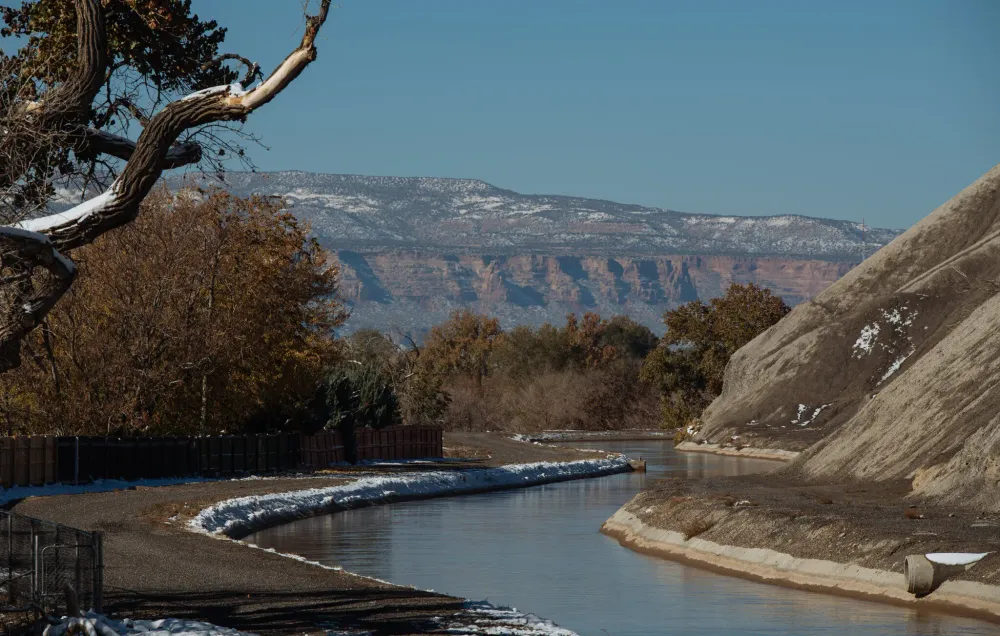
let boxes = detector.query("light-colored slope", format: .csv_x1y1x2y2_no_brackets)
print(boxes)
699,165,1000,494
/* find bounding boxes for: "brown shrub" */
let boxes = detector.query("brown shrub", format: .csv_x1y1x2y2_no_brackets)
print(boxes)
440,365,658,433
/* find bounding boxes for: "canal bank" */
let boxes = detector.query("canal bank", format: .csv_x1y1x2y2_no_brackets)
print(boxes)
11,433,627,635
604,460,1000,626
249,439,996,636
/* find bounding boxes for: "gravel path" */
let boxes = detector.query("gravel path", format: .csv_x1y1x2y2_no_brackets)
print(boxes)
12,433,598,635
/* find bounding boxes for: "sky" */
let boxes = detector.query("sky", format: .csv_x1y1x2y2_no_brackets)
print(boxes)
190,0,999,229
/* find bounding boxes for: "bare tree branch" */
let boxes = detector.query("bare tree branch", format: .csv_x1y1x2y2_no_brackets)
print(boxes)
0,228,76,372
0,0,334,371
76,128,203,169
202,54,263,87
31,0,108,122
37,0,333,252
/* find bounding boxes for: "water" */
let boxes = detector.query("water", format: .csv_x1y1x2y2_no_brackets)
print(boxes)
248,440,995,635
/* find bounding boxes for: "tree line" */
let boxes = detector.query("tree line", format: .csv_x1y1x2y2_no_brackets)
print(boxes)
0,189,789,437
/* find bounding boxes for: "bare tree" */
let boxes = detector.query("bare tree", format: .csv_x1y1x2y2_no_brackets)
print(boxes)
0,0,332,372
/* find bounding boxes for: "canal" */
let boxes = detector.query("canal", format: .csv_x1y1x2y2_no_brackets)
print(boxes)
248,440,995,635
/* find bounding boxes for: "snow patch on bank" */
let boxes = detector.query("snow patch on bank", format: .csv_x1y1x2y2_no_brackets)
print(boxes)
790,404,829,427
879,348,915,383
44,613,251,636
190,457,631,537
852,324,881,357
442,602,578,635
926,552,990,566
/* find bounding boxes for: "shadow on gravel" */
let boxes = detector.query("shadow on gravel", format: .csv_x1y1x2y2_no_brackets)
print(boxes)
105,587,465,635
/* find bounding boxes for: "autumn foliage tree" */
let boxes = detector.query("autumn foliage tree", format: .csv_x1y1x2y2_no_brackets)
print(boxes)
423,310,659,432
0,188,345,435
420,310,503,389
641,283,790,429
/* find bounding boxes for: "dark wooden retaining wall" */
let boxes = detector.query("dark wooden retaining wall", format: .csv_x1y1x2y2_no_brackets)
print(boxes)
0,427,443,488
301,427,443,468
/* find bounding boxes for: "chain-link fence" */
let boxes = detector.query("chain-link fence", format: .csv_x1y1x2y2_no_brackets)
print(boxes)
0,511,102,617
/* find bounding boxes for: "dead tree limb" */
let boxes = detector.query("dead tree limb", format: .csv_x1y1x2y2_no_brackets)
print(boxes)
0,0,334,372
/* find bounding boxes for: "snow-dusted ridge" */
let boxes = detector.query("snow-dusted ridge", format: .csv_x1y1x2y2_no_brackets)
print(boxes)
154,171,903,258
190,457,631,539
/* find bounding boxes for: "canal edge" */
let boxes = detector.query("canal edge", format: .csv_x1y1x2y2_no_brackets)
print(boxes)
674,441,800,462
600,509,1000,625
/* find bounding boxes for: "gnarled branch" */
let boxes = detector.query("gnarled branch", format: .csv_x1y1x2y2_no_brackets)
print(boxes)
202,54,263,87
76,128,203,169
0,228,76,372
32,0,108,123
0,0,333,372
40,0,332,252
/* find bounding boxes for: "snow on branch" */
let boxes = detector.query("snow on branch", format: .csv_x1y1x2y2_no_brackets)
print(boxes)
181,82,250,102
16,184,118,234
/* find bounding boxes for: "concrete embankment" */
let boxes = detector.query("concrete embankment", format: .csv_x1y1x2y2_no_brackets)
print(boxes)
602,508,1000,623
675,441,799,462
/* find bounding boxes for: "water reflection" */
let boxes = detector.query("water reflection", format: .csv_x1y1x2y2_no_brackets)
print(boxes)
249,440,995,636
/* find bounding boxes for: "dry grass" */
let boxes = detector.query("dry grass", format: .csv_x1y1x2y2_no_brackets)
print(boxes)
443,444,491,460
681,517,716,540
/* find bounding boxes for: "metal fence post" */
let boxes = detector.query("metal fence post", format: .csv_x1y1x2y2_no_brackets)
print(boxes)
5,513,11,608
92,531,103,613
32,533,39,607
75,531,82,609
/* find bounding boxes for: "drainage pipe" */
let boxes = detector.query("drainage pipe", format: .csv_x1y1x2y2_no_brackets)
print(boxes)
904,553,990,596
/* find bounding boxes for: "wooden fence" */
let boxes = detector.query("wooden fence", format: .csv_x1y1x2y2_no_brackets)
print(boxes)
0,432,298,488
356,427,443,462
55,433,301,483
0,436,57,488
0,427,443,488
300,427,444,469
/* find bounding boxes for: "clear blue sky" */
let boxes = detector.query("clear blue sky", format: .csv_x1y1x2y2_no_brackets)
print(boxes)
192,0,999,229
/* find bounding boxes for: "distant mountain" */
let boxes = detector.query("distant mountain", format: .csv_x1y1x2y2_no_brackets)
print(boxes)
169,171,900,258
155,171,903,337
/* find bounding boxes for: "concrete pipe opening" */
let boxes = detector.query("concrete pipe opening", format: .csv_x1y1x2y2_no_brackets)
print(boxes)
904,553,989,596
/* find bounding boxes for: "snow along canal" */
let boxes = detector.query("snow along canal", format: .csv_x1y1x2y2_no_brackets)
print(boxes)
247,440,997,635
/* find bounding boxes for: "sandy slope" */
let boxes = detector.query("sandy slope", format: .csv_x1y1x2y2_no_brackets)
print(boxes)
696,164,1000,506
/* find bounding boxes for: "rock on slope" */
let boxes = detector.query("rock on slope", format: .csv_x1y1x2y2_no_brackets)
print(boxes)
698,164,1000,509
